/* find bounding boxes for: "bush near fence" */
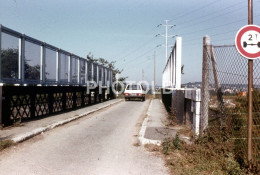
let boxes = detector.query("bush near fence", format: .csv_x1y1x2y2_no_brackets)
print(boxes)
201,39,260,173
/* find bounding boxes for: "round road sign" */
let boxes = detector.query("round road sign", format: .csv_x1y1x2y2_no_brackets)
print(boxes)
235,25,260,60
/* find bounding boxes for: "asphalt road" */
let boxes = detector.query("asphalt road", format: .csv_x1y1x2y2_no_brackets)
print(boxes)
0,100,168,175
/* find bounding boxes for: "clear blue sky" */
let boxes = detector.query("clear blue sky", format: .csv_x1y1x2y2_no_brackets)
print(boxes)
0,0,260,85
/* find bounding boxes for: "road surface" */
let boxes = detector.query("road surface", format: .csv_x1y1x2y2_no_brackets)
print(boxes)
0,100,168,175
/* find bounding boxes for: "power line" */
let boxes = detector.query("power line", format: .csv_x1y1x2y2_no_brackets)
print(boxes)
176,0,246,27
168,0,220,22
183,29,239,44
115,36,158,63
178,17,251,37
121,46,160,65
177,5,245,30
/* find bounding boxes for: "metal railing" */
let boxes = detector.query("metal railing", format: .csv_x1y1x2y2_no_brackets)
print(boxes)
0,24,113,86
162,36,182,89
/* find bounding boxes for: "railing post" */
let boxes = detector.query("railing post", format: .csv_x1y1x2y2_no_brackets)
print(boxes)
19,34,25,84
40,43,46,84
77,58,81,85
101,66,104,86
56,49,60,84
72,89,77,108
97,64,99,86
0,85,2,127
68,54,71,84
175,37,182,89
62,87,66,111
200,35,210,135
85,61,88,84
0,26,2,126
30,89,36,118
0,24,2,83
91,62,94,82
48,89,54,115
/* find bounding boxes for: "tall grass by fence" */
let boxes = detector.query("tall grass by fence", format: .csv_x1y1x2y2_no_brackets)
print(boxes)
201,36,260,172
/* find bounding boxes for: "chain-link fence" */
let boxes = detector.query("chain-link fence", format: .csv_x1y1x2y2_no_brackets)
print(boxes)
201,36,260,172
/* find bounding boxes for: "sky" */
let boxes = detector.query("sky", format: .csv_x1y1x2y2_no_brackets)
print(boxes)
0,0,260,86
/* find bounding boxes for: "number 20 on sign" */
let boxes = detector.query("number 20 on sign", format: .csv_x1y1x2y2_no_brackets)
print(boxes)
235,25,260,60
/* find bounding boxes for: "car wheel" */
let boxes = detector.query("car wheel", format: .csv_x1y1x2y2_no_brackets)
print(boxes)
125,98,128,101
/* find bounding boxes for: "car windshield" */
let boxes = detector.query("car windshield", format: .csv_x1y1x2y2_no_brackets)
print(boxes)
126,85,141,90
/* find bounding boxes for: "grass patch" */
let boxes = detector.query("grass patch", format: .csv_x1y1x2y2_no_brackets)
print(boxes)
133,142,140,147
160,132,247,175
0,140,14,151
145,144,161,152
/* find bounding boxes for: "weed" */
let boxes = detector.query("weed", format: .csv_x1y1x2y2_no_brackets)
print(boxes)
162,133,183,155
133,142,140,147
160,129,246,175
0,140,14,151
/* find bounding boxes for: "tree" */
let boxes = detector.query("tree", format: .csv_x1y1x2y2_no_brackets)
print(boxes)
1,48,19,79
86,53,127,82
1,48,40,80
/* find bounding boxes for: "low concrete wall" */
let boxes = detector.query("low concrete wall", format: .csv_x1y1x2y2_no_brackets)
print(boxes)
161,88,201,135
184,88,201,135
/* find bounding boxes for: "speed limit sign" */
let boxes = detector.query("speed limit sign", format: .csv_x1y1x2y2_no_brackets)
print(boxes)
235,25,260,60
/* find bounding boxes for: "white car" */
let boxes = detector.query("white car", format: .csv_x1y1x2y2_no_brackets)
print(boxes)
124,84,146,101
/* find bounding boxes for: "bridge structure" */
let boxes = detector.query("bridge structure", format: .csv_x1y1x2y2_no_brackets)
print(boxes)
0,25,114,126
161,36,201,135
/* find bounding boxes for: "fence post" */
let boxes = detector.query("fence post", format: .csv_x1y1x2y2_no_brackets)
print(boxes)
200,36,210,135
210,46,225,125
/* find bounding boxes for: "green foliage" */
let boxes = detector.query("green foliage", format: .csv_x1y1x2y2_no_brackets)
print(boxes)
173,133,182,150
162,130,245,175
0,140,14,151
1,48,19,79
86,53,127,83
1,48,40,80
163,133,182,154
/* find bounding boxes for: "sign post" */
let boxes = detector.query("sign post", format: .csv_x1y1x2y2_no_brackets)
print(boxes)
235,0,260,171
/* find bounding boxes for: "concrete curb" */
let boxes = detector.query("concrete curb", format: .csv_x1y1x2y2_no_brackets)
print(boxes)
138,99,162,146
12,99,123,143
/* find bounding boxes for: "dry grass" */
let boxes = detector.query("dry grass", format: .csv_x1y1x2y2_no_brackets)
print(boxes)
144,144,161,152
144,129,247,174
133,142,140,147
0,140,14,151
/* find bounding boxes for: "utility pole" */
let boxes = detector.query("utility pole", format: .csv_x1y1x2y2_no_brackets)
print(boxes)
157,20,176,63
154,51,156,94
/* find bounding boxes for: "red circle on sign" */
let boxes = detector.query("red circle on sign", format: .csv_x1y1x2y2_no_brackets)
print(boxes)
235,25,260,60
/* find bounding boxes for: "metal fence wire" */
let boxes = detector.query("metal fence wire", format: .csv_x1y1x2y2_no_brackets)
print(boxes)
201,37,260,171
